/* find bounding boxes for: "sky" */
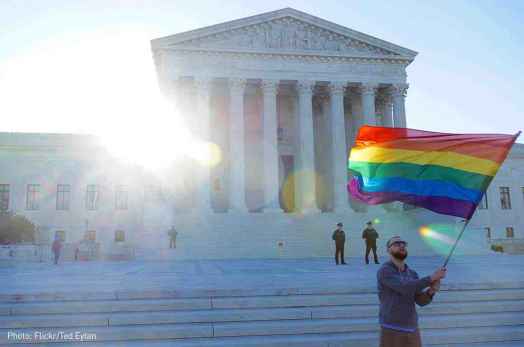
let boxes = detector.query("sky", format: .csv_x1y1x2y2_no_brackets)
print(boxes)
1,0,523,150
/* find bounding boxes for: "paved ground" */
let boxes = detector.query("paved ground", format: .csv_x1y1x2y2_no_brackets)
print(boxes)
1,254,524,298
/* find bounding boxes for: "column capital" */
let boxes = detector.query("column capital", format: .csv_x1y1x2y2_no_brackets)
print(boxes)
389,83,409,97
316,94,331,103
313,97,324,112
359,83,379,95
376,92,392,106
296,80,316,95
229,78,247,94
261,79,279,96
328,81,348,96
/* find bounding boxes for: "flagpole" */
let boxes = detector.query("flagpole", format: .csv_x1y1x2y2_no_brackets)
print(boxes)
442,218,471,268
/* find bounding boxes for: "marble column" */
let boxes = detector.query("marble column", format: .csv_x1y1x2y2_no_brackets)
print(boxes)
391,83,409,128
320,96,333,211
382,93,394,127
329,81,350,212
228,78,248,213
296,80,320,213
171,78,195,211
349,90,362,148
194,77,213,213
261,79,283,212
360,83,378,126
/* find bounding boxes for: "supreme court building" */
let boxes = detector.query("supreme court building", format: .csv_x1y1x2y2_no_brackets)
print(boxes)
152,7,411,216
1,8,523,261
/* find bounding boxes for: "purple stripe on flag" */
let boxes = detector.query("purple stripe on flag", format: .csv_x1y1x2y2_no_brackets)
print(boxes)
348,178,476,219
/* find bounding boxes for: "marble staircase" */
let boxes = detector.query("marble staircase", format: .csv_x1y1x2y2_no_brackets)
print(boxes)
1,285,524,346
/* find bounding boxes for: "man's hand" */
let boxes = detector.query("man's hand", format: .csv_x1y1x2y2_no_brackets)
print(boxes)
428,280,441,295
430,268,447,282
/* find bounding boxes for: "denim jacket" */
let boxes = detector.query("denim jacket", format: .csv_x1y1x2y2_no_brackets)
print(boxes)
377,260,433,331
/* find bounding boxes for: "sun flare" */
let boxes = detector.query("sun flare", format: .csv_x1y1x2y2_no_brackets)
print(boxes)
0,28,219,171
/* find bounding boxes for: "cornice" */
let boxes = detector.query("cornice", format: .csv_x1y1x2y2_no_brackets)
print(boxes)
166,48,411,65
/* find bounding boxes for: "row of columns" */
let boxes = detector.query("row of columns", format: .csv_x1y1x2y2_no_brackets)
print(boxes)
173,78,408,213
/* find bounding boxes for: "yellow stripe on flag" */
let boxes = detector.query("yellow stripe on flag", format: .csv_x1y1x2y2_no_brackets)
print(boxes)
349,146,500,176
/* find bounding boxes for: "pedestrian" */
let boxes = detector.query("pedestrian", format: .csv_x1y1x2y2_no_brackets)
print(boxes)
51,237,63,265
362,221,380,264
378,236,446,347
168,226,178,249
332,222,346,265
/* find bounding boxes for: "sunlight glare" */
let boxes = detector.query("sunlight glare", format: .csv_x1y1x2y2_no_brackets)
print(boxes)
0,28,208,170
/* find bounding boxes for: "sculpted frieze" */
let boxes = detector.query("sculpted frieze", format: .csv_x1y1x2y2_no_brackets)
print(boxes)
171,17,399,56
167,52,407,81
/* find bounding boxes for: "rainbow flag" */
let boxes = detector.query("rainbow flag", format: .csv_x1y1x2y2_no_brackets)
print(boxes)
348,126,520,219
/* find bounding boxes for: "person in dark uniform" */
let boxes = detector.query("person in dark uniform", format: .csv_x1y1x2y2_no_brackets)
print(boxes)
168,226,178,249
332,222,347,265
362,221,380,264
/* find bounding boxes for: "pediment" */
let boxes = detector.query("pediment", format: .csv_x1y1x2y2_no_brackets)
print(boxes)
152,8,417,60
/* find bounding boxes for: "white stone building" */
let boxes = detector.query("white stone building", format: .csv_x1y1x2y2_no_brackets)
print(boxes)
1,8,522,260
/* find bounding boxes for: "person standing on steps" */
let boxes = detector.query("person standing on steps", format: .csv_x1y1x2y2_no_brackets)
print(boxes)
362,221,380,264
378,236,446,347
332,222,347,265
168,226,178,249
51,236,62,265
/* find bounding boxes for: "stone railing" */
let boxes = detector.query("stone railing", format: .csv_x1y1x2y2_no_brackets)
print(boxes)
0,244,39,261
0,242,103,262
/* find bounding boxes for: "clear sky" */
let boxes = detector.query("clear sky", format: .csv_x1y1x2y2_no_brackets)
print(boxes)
1,0,522,148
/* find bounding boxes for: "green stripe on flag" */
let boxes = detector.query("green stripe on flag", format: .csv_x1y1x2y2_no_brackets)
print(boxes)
348,161,492,192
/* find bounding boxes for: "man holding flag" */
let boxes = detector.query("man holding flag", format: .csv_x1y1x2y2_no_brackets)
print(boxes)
378,235,445,347
347,125,520,346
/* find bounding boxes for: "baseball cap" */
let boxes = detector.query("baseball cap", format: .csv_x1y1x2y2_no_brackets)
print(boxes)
387,236,408,248
337,222,343,227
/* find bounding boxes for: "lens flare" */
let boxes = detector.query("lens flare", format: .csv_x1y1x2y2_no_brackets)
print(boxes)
296,170,318,209
280,169,323,213
419,226,431,237
188,141,222,167
315,173,329,211
419,224,457,255
281,172,296,213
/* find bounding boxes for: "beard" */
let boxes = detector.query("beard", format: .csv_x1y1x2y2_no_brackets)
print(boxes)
391,250,408,260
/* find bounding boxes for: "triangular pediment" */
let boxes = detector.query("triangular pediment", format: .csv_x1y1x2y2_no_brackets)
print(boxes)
152,8,417,60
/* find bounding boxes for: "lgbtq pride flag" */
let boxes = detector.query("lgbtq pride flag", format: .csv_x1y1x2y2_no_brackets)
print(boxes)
348,126,520,219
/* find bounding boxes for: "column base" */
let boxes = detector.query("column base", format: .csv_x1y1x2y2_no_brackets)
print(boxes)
263,207,284,213
299,207,321,214
228,207,249,214
191,207,215,215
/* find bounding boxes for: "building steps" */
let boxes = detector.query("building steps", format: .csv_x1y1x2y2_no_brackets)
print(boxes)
1,287,523,345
